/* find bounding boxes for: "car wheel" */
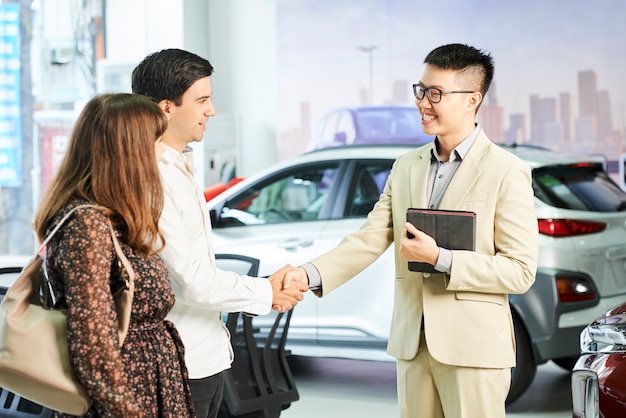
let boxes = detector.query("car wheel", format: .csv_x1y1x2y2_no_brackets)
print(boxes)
551,356,578,371
506,311,537,405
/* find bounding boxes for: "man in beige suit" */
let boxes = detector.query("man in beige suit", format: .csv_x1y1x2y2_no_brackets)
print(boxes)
285,44,538,417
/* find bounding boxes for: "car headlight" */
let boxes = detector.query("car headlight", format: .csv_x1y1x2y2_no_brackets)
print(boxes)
580,323,626,353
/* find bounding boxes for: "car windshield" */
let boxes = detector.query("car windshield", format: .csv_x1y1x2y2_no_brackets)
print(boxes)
355,108,424,142
533,163,626,212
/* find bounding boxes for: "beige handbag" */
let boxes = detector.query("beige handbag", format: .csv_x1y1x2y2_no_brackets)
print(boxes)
0,205,135,415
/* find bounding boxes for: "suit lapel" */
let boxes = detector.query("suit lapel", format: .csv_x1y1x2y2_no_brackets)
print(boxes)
409,146,432,208
439,131,489,209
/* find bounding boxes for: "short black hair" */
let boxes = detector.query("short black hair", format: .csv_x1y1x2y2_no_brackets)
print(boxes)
424,43,494,98
132,48,214,106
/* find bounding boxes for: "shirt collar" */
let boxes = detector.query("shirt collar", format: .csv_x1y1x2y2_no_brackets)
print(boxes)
160,144,184,166
430,124,481,163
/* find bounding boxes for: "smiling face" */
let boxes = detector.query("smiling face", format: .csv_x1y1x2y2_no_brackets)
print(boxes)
160,76,216,152
416,65,482,146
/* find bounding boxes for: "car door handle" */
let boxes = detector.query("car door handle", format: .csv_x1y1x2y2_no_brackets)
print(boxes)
278,238,314,251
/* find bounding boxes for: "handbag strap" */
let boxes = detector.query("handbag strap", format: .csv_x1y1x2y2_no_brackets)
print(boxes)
41,204,135,302
107,221,135,286
38,205,92,253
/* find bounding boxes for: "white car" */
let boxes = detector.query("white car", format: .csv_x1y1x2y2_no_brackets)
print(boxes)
206,143,626,403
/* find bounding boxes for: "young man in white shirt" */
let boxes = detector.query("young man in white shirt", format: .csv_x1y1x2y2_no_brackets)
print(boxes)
132,48,308,418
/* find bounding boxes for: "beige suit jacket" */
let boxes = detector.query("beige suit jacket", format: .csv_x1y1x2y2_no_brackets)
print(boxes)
310,131,538,369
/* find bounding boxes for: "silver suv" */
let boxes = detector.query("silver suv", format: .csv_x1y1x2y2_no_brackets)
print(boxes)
206,143,626,403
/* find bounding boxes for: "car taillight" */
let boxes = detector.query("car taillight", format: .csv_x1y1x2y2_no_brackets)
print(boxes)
537,219,606,237
556,277,596,302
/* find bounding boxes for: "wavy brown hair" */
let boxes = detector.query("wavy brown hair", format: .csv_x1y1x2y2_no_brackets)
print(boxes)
34,93,168,255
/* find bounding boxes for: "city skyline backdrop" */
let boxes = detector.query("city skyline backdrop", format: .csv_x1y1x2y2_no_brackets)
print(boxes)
276,0,626,161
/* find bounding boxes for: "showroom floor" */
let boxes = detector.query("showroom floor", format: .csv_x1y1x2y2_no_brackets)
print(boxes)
281,357,572,417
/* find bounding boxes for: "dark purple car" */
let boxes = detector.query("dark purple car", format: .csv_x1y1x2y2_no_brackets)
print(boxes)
307,105,434,151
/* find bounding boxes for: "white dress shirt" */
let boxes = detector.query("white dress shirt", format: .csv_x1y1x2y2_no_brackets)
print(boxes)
158,145,272,379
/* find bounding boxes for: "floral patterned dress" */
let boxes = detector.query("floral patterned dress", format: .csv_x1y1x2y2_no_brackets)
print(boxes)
45,200,195,417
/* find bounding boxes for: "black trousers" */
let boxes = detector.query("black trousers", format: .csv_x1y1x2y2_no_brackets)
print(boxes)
190,372,225,418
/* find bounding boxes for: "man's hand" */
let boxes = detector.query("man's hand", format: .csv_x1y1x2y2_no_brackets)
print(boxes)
400,222,439,265
268,265,309,313
282,266,309,289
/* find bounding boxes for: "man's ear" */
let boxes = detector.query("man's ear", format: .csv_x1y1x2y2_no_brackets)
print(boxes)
468,92,482,109
158,99,173,120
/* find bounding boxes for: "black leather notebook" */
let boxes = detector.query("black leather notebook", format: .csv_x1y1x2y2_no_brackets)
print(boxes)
406,208,476,273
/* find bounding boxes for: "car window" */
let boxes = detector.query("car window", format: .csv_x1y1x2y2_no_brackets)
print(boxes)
346,161,393,217
391,108,424,139
355,108,423,141
356,113,389,141
533,163,626,212
218,163,341,226
317,112,340,144
336,111,356,145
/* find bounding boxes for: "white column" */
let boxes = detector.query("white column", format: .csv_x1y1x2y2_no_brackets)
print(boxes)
104,0,279,184
105,0,184,62
203,0,279,178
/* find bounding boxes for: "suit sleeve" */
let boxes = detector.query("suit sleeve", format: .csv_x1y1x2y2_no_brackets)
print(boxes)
310,159,397,296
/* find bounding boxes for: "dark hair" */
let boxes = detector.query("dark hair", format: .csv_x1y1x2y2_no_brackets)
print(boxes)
132,48,214,106
34,93,167,255
424,43,494,99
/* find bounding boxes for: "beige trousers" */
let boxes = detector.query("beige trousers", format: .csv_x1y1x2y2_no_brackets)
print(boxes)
396,333,511,418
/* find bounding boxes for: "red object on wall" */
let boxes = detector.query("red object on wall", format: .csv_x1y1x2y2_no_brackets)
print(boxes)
204,177,245,202
38,119,75,194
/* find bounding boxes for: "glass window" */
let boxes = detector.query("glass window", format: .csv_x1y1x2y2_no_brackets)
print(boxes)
533,163,626,212
336,111,356,145
317,112,340,144
218,163,341,226
346,161,393,217
356,112,390,141
354,107,425,142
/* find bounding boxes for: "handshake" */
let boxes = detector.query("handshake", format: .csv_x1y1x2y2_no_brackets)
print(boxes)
268,265,309,313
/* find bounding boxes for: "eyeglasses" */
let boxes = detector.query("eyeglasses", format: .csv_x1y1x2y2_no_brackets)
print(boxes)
412,84,475,104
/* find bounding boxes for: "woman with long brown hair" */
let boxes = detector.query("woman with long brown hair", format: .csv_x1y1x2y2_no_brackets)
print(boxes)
34,93,194,417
